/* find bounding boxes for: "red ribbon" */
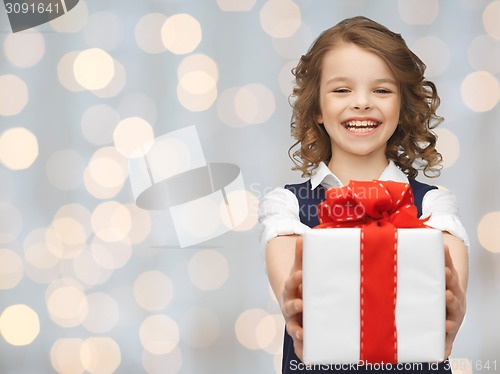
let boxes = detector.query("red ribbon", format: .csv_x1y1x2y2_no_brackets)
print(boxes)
316,180,428,364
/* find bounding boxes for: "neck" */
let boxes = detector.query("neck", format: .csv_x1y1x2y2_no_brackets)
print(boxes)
328,153,389,186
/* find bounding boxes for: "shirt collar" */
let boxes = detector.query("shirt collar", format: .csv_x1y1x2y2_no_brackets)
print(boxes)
310,161,409,190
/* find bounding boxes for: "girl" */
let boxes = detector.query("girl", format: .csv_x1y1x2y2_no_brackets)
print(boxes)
259,16,469,373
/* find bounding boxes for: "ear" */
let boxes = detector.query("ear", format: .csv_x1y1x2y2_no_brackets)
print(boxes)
316,113,323,124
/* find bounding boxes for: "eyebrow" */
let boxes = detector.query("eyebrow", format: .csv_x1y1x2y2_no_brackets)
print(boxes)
325,77,398,85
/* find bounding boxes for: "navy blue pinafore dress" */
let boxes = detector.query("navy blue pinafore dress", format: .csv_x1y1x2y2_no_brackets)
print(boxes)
282,179,452,374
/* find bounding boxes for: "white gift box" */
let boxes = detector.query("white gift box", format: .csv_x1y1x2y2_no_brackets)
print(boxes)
303,228,445,364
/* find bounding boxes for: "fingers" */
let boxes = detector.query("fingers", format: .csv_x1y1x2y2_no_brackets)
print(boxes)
283,270,302,298
445,246,462,298
294,340,304,362
294,236,303,270
285,310,304,362
282,269,303,319
446,289,459,314
285,316,303,341
282,297,303,319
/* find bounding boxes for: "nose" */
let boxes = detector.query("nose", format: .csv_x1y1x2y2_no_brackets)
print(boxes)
351,92,371,110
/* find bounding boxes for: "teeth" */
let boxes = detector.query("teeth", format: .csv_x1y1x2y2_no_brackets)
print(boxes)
343,120,380,133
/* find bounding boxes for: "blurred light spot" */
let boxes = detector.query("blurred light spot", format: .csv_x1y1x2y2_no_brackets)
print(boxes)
58,52,85,92
83,293,119,334
124,203,151,244
0,202,23,243
88,151,127,189
114,117,154,158
81,104,120,146
449,358,473,374
234,308,269,349
73,249,113,286
91,201,131,242
483,1,500,40
411,37,450,77
49,0,88,32
478,211,500,253
461,71,500,112
256,314,284,353
73,48,115,90
117,93,157,127
177,81,217,112
142,347,182,373
161,14,202,54
53,204,91,245
272,24,312,59
135,13,167,54
24,262,62,284
46,224,85,260
179,307,219,348
81,337,121,374
91,237,132,270
46,149,85,191
468,35,500,74
51,217,87,247
47,285,88,327
0,127,38,170
23,229,60,269
279,61,297,97
83,11,123,51
217,87,246,128
51,338,85,374
435,128,460,169
84,146,128,199
23,228,62,283
0,75,28,116
398,0,439,25
235,83,275,124
178,198,222,240
91,59,126,99
134,271,174,311
140,314,180,355
260,0,301,38
176,54,219,112
179,71,216,95
0,248,23,289
217,0,256,11
4,29,45,68
0,169,15,202
188,250,228,291
178,54,219,81
220,190,258,231
273,353,282,373
0,304,40,346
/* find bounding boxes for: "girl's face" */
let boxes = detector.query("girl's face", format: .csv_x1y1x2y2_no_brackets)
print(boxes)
317,42,401,163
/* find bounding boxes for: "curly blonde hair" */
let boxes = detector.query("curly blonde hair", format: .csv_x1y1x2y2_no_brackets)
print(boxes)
289,16,443,179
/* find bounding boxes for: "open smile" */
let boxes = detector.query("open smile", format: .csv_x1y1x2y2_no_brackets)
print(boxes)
341,120,381,134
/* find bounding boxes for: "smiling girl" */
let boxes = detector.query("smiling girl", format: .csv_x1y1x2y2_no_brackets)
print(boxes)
259,16,469,374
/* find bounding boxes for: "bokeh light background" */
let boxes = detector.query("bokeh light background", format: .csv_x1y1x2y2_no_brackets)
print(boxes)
1,0,499,373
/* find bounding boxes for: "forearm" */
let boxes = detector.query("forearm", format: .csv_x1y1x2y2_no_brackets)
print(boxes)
265,235,299,305
443,232,469,294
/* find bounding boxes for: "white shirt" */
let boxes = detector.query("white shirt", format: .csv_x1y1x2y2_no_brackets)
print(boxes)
258,161,469,251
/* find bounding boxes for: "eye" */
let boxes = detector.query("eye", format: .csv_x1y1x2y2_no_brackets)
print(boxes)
374,88,392,94
333,88,350,93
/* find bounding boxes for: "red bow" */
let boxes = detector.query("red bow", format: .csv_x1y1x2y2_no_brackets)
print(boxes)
315,180,428,363
316,180,428,229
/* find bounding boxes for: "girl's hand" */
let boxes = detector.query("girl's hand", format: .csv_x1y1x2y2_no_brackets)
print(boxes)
444,244,466,358
281,237,304,361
